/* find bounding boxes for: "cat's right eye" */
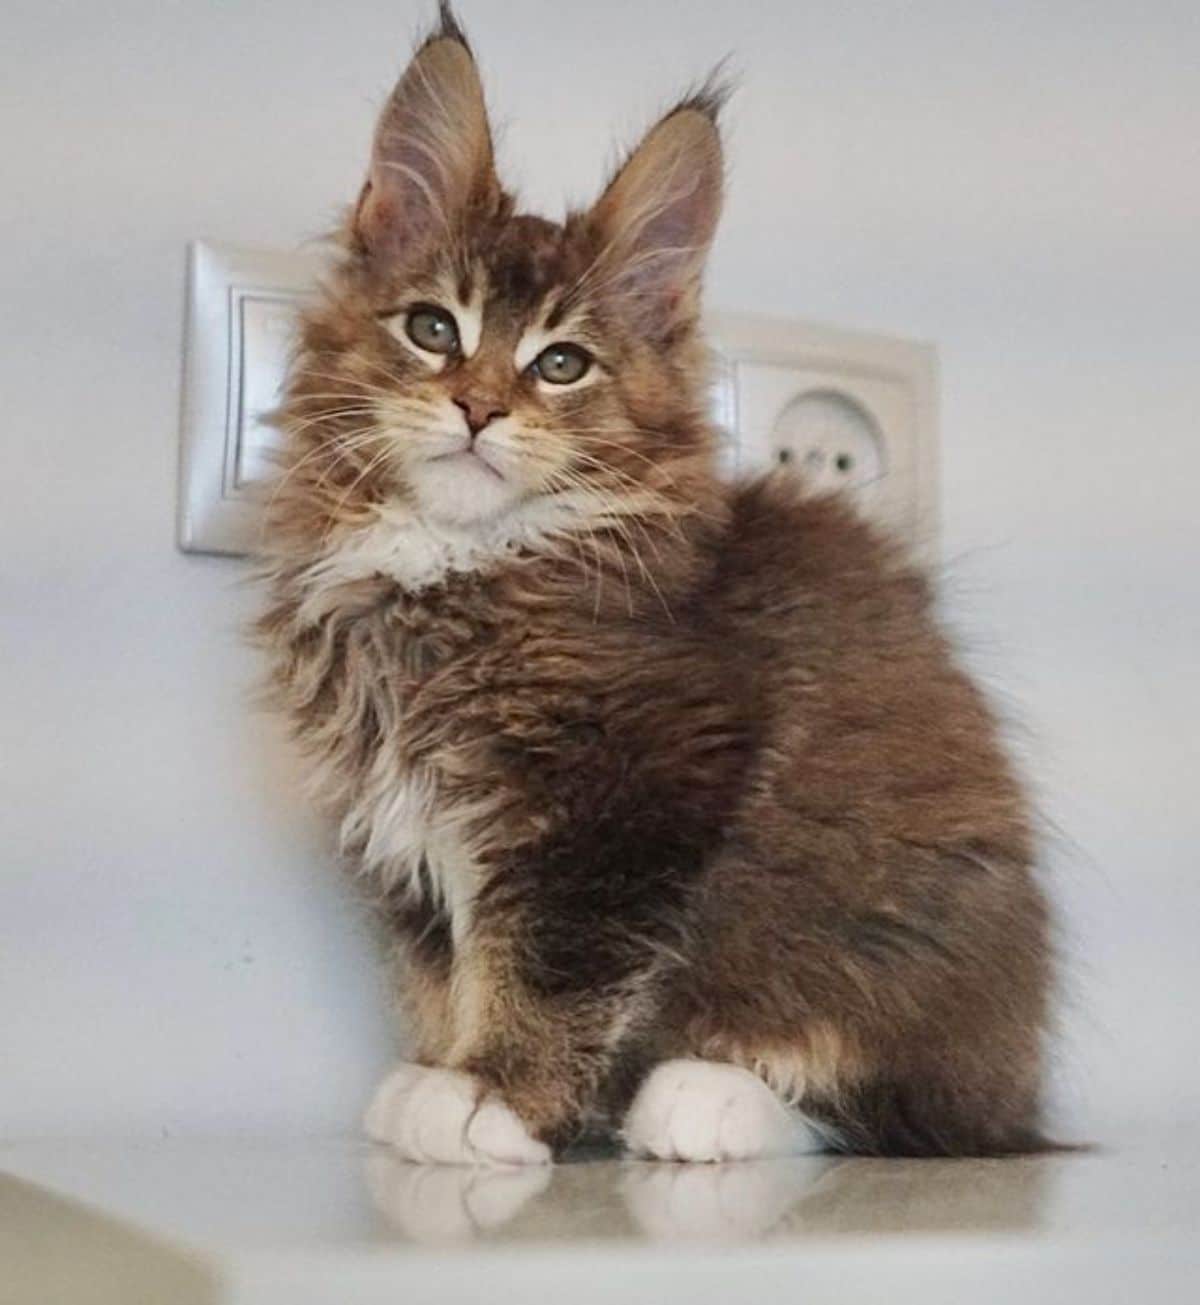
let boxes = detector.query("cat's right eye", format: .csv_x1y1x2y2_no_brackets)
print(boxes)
403,305,460,355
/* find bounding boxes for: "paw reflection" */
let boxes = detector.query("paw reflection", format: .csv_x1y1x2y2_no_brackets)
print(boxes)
621,1159,829,1241
364,1149,960,1246
366,1148,551,1244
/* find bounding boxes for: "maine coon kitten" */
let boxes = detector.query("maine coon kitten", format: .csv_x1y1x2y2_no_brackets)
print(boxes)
257,4,1052,1163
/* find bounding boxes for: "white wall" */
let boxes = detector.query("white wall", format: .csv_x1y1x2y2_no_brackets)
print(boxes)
2,0,1197,1139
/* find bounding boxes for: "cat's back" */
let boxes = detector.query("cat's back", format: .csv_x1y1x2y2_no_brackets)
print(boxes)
704,471,1026,852
705,472,935,659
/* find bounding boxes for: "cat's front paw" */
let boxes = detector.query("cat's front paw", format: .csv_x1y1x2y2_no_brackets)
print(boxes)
364,1063,551,1166
623,1059,823,1162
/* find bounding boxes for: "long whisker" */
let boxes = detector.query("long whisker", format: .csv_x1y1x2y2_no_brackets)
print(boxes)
560,459,683,553
310,430,395,495
557,495,601,618
544,468,619,617
559,450,695,553
363,357,432,393
567,433,674,474
290,362,425,397
564,434,731,529
545,466,679,622
318,441,398,547
563,450,650,497
585,490,673,620
289,369,402,400
286,378,443,429
280,406,383,437
260,427,393,527
264,430,380,507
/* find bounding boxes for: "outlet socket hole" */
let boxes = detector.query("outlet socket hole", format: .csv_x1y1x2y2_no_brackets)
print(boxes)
770,390,886,500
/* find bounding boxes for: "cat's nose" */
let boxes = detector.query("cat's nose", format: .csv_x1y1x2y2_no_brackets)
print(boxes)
453,396,509,437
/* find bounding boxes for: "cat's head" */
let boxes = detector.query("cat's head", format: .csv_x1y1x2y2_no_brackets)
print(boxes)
278,3,726,548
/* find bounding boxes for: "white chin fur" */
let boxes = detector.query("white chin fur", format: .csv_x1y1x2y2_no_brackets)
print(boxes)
410,453,523,526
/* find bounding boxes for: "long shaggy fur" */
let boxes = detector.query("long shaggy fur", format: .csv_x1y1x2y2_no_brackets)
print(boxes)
255,5,1053,1157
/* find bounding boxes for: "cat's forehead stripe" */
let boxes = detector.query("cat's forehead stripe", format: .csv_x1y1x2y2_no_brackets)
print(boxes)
439,268,484,358
514,312,589,372
542,296,568,332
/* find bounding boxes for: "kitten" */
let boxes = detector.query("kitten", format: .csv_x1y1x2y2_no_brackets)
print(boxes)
257,3,1053,1163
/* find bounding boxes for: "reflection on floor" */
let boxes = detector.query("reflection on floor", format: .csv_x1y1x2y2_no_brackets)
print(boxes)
2,1131,1197,1304
365,1147,1056,1244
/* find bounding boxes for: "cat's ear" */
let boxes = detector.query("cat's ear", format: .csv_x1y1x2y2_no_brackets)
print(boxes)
354,6,499,262
587,83,726,333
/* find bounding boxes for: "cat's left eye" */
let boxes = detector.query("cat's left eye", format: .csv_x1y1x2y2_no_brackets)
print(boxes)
531,343,591,386
404,305,460,355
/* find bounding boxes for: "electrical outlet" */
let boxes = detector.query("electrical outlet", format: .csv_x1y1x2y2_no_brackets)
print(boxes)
768,389,885,493
178,243,938,556
707,312,939,556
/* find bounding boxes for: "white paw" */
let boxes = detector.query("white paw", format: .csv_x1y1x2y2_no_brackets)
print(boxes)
364,1063,551,1166
623,1059,825,1162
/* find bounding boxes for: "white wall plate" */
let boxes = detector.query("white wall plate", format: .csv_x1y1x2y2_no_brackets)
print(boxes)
177,241,937,557
176,241,324,556
714,312,938,553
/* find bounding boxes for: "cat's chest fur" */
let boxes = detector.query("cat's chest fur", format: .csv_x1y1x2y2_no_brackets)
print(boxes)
288,530,559,946
347,591,500,941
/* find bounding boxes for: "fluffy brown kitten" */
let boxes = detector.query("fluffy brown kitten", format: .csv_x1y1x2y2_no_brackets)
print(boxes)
257,4,1052,1162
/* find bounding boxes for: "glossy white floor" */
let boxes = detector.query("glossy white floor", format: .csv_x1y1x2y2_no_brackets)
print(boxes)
2,1129,1197,1304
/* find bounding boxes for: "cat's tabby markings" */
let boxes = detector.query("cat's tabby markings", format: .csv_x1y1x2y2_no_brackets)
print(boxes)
256,3,1054,1162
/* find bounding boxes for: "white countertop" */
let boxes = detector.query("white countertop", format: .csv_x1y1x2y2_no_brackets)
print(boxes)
2,1129,1197,1304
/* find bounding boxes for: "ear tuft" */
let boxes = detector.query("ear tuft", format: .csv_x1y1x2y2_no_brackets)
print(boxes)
354,12,498,262
431,1,471,52
586,78,730,334
664,61,736,128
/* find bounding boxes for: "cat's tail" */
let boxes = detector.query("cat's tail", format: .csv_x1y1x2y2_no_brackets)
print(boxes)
808,1079,1088,1158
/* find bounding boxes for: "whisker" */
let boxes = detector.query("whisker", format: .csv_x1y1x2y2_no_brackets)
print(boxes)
318,441,398,547
544,469,616,618
289,368,402,400
558,449,697,550
310,430,394,495
281,406,383,437
544,466,681,622
260,427,393,530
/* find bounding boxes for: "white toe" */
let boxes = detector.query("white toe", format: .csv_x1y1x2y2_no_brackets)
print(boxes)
364,1064,477,1164
466,1099,552,1166
364,1062,423,1142
624,1059,821,1163
718,1085,776,1159
409,1070,479,1163
364,1063,550,1166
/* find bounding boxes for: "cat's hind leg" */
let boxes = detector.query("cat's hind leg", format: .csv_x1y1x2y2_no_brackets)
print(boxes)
622,1059,828,1162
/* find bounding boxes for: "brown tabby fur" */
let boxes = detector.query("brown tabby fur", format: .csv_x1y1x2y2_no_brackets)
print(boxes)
256,3,1052,1156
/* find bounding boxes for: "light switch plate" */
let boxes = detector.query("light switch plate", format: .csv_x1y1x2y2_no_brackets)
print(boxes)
177,241,937,558
177,241,324,556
